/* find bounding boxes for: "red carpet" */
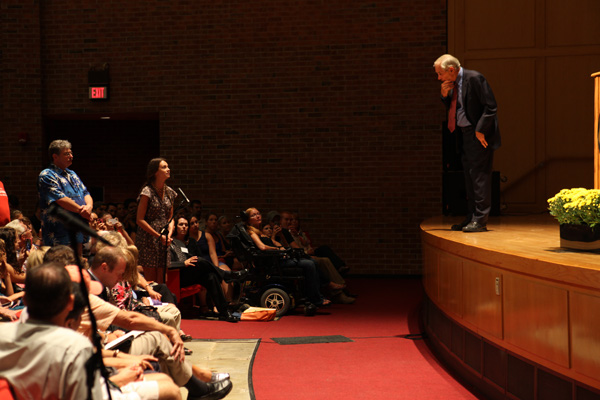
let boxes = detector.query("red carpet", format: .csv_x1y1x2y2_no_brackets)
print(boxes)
181,277,483,399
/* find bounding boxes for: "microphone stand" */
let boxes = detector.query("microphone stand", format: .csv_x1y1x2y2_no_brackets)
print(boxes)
67,226,113,400
158,194,190,284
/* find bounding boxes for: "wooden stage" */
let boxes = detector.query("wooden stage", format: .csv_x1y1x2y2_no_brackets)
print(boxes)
420,214,600,400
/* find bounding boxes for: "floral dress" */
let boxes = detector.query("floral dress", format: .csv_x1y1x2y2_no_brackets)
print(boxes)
135,185,177,269
111,281,139,311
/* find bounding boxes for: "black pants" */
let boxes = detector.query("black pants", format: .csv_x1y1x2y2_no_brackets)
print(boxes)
180,258,229,314
459,126,494,225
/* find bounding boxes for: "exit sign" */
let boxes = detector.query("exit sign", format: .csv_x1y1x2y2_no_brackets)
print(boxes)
89,86,109,100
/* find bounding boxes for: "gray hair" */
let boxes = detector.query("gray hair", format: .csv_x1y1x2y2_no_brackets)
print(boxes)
48,139,72,159
96,231,128,251
434,54,461,71
4,219,25,236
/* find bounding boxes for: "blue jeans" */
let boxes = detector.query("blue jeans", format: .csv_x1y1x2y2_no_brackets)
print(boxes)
282,258,322,305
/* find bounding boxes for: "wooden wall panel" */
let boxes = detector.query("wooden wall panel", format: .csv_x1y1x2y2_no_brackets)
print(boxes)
571,291,600,380
546,1,600,47
545,55,600,198
504,274,570,367
464,0,535,50
438,252,463,317
422,242,439,302
462,260,502,339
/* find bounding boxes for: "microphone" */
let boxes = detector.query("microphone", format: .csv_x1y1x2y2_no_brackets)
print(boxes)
177,188,190,204
47,203,113,246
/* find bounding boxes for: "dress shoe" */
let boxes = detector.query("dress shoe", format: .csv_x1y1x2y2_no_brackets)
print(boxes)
331,292,356,304
304,302,317,316
211,372,230,383
462,221,487,232
451,220,471,231
190,379,233,400
223,269,249,283
184,347,193,356
180,334,193,342
218,310,240,323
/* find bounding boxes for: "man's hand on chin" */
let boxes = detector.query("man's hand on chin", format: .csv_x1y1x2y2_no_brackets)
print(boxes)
441,80,454,97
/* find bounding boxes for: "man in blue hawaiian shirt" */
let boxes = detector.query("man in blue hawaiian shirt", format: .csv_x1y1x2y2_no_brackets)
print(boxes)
38,140,94,250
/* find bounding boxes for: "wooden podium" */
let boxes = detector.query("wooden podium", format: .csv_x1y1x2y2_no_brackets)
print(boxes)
594,72,600,188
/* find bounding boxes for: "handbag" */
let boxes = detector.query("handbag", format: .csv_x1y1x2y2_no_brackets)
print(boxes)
133,304,163,323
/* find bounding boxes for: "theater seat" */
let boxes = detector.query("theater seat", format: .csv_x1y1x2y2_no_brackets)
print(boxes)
166,268,202,302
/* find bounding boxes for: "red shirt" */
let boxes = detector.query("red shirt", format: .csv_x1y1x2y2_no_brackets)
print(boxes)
0,181,10,226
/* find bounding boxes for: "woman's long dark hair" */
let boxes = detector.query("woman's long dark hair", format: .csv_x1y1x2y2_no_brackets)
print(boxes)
144,157,167,187
0,227,18,267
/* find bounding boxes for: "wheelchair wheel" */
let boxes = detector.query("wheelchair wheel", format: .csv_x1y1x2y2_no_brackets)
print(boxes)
260,288,290,317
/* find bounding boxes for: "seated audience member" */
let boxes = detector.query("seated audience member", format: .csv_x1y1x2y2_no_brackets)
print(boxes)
289,212,355,302
10,209,23,221
188,214,202,242
97,210,134,246
267,211,354,304
20,216,41,248
188,200,206,230
0,262,107,399
0,226,25,286
127,244,178,305
0,239,14,297
116,202,128,221
0,238,24,320
98,231,177,305
205,214,230,266
204,213,233,299
245,207,327,312
94,201,108,217
289,211,350,276
20,245,49,279
106,203,118,218
2,261,181,400
170,216,243,322
4,219,31,269
122,198,139,241
97,238,193,345
44,245,233,399
216,215,242,270
110,246,183,330
64,264,183,400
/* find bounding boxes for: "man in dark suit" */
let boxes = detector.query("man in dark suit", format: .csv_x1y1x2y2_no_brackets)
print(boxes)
434,54,501,232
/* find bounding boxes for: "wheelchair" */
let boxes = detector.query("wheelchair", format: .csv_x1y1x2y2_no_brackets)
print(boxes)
227,222,311,317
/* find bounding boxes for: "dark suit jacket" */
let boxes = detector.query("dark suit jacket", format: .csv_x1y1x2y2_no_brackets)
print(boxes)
443,68,501,150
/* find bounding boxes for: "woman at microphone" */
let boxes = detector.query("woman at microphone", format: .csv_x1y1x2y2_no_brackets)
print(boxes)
135,158,177,284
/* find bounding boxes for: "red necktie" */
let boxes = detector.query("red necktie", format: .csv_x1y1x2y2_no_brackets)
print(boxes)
448,86,457,133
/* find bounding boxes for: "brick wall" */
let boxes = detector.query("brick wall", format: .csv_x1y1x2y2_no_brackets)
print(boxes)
1,1,447,275
0,1,43,210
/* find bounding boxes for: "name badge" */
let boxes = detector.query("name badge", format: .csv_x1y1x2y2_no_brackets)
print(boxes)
181,247,189,254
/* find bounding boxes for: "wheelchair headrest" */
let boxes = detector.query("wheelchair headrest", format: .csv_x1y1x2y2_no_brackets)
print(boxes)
227,222,253,245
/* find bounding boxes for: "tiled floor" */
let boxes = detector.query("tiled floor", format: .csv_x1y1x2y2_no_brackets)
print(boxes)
180,339,259,400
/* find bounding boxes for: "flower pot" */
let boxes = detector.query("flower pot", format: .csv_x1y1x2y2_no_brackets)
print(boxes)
559,223,600,250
